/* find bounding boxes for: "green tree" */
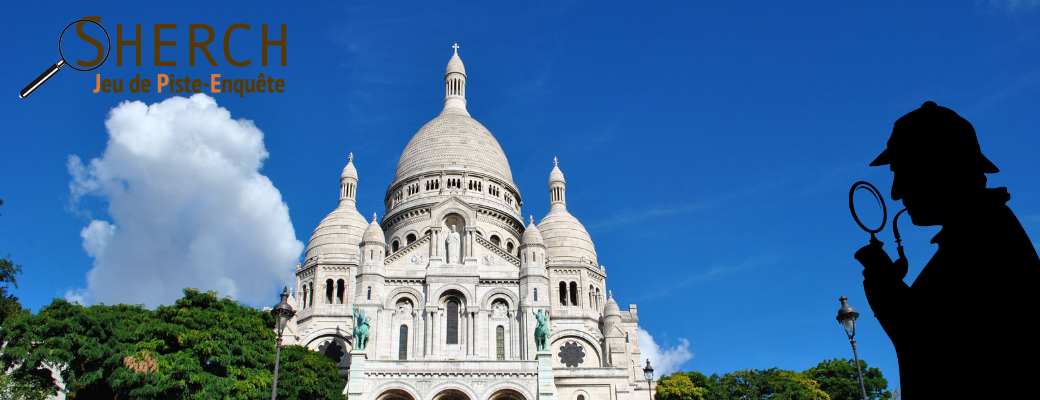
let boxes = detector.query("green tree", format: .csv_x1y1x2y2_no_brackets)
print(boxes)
717,368,829,400
656,372,707,400
802,358,891,400
0,288,346,400
1,199,26,325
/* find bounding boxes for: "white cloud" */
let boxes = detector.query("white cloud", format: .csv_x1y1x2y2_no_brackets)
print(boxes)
638,328,694,377
67,94,303,307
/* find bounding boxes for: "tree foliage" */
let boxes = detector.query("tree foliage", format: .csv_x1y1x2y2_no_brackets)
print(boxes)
0,288,346,400
1,199,26,325
803,358,891,400
656,359,895,400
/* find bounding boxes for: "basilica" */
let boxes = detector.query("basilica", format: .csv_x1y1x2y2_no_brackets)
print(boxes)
283,47,654,400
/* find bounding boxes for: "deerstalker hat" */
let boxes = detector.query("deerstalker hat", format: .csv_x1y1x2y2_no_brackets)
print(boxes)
870,101,998,173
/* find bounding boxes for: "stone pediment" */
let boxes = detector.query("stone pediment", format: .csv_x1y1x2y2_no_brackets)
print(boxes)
384,232,431,267
474,234,520,267
432,195,478,214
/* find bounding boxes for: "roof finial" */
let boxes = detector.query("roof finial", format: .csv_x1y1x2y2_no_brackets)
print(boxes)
349,152,354,163
608,290,613,300
453,43,459,55
553,157,558,167
372,213,377,223
530,215,534,225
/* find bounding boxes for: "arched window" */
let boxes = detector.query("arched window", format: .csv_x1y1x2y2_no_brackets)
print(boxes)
301,285,309,308
406,233,417,244
490,235,501,246
370,249,374,260
496,326,505,360
391,240,399,253
446,299,460,345
589,286,594,309
337,279,345,304
570,282,579,307
326,279,334,303
367,286,371,300
399,325,408,360
308,282,314,307
559,282,568,306
506,242,514,253
578,395,585,400
534,288,538,302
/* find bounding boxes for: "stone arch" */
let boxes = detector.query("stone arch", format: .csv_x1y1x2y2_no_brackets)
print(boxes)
428,385,477,400
480,287,519,310
484,383,533,400
571,389,591,400
432,284,474,306
549,329,604,368
303,332,352,368
384,286,425,309
373,382,421,400
300,327,353,350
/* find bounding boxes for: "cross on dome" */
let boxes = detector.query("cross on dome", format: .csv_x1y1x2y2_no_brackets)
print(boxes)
453,43,459,55
372,213,378,222
349,152,354,162
553,157,558,167
530,215,534,225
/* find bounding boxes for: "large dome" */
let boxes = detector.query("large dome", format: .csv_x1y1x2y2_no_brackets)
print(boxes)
539,207,597,265
393,109,514,186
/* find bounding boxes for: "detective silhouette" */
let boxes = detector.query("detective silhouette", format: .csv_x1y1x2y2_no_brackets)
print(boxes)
855,101,1039,399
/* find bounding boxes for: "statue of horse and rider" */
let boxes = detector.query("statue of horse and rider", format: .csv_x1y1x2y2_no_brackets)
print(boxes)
353,306,371,350
533,309,550,351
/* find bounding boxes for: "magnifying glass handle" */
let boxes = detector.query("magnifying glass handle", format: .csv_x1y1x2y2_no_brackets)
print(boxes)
20,59,65,98
894,245,908,279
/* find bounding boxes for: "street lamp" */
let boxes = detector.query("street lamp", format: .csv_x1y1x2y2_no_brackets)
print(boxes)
271,287,296,400
836,296,869,400
643,359,654,400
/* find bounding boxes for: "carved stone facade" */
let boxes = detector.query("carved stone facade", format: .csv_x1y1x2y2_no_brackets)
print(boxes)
286,47,652,400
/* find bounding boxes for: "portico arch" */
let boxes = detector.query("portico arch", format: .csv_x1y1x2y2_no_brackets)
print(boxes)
431,388,472,400
376,388,417,400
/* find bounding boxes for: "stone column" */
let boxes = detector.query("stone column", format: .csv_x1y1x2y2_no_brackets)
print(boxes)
346,349,368,400
432,309,440,356
413,311,421,359
537,350,559,400
509,311,518,359
425,310,434,357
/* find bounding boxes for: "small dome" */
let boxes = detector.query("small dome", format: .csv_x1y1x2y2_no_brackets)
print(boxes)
539,207,597,265
446,53,466,76
549,160,565,184
363,214,386,244
306,205,367,260
521,216,544,246
603,291,620,317
341,153,357,180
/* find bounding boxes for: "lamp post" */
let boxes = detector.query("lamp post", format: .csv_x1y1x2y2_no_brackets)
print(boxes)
643,359,654,400
271,287,296,400
836,296,869,400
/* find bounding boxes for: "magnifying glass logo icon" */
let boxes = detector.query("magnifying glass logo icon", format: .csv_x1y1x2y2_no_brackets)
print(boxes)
20,17,111,98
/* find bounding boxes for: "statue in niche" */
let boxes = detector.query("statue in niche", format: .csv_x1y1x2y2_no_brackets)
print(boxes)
492,301,507,318
397,299,413,317
533,309,550,351
446,225,461,264
353,306,371,350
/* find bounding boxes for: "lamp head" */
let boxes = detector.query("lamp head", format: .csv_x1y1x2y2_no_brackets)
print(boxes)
271,286,296,336
643,359,654,381
836,296,860,337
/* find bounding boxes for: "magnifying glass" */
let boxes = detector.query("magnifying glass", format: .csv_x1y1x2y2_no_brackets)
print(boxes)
20,17,110,98
849,181,887,245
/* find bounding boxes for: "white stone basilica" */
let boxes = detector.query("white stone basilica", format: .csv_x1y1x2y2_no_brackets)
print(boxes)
285,47,653,400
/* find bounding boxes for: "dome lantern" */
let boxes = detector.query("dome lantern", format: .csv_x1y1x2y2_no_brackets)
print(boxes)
444,43,468,116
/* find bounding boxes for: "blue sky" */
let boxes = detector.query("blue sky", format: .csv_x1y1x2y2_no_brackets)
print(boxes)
3,0,1040,386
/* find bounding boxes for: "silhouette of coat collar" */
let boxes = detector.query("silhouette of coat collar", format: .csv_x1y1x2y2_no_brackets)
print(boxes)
930,187,1011,245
